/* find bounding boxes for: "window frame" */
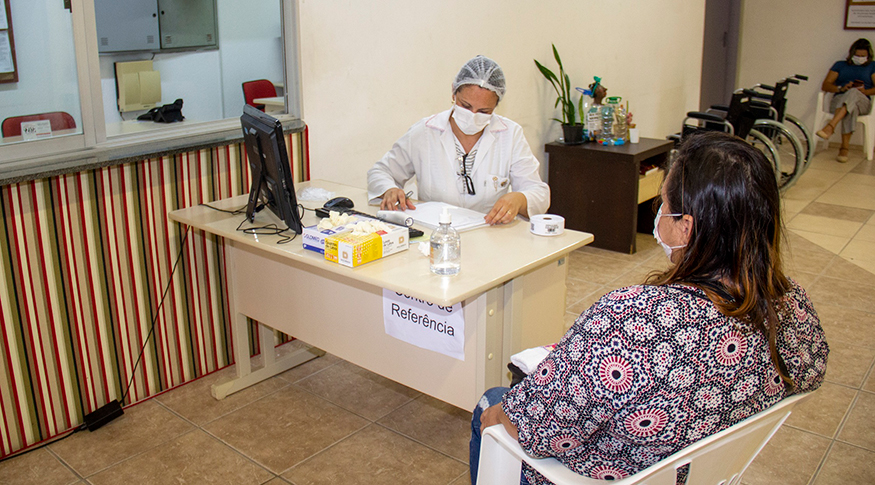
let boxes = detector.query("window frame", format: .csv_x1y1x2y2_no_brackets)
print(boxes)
0,0,301,177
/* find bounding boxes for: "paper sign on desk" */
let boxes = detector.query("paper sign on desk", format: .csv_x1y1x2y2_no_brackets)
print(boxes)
382,289,464,360
406,201,488,232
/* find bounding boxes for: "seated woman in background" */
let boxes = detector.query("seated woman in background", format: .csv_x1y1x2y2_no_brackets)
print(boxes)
817,38,875,162
469,131,829,485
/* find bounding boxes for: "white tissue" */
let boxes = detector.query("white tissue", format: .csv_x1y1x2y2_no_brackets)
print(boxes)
351,220,390,236
317,218,334,230
510,345,556,374
298,187,336,201
316,211,355,230
418,241,430,257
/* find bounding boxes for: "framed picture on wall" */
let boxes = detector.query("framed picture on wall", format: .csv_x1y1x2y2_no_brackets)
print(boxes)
0,0,18,83
846,0,875,30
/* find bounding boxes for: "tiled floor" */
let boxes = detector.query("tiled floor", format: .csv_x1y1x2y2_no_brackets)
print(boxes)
1,147,874,485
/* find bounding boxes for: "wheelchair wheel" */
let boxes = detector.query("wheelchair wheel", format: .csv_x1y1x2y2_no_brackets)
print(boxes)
751,120,804,191
745,129,782,185
783,114,814,174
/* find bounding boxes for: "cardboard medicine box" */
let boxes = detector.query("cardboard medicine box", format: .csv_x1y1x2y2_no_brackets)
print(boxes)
324,224,409,267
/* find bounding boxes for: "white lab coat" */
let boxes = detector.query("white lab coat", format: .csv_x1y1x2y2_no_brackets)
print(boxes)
367,108,550,216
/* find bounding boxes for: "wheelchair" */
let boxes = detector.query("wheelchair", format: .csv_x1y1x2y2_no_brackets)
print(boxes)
671,88,805,193
710,75,813,188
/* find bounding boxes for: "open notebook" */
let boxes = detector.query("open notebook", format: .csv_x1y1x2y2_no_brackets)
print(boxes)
406,201,488,232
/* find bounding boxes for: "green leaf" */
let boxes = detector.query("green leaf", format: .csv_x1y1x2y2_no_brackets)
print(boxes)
564,73,572,102
534,60,558,85
534,60,562,97
564,73,574,123
552,44,564,72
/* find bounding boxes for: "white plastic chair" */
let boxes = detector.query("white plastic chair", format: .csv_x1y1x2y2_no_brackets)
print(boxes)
813,91,875,160
476,392,811,485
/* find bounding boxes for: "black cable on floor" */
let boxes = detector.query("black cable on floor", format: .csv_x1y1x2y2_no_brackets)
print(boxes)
0,225,195,463
121,225,191,404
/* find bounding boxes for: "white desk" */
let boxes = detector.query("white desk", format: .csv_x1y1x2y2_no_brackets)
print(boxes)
253,96,285,113
1,128,78,144
169,180,593,409
105,119,198,137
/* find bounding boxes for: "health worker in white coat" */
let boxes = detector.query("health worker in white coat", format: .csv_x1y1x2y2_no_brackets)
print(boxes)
367,55,550,225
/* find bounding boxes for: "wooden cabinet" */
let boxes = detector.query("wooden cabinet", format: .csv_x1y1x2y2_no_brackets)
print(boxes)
546,138,674,253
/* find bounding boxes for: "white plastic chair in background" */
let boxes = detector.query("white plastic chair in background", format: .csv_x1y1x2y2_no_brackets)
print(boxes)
476,392,811,485
813,91,875,160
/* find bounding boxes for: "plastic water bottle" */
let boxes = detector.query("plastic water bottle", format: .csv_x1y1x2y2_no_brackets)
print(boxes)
614,102,627,144
580,97,591,141
430,208,460,275
576,86,599,142
599,103,614,145
586,104,601,141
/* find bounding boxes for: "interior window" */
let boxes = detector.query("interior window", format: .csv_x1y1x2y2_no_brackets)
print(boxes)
0,0,294,168
0,0,83,145
97,0,285,136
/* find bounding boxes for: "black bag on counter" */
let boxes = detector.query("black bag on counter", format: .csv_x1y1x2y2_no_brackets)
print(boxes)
138,98,184,123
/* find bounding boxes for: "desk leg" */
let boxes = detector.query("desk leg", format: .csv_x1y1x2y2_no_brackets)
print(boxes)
210,242,324,400
210,332,324,400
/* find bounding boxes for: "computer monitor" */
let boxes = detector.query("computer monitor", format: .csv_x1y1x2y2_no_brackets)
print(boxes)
241,105,303,234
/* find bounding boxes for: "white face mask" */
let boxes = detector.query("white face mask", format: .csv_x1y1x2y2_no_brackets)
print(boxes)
853,55,868,66
452,104,492,135
653,205,686,258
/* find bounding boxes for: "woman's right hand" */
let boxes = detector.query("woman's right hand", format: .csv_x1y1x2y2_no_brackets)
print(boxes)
380,188,416,211
822,71,849,93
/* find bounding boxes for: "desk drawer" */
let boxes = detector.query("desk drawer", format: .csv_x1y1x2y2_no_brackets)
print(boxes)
637,169,664,204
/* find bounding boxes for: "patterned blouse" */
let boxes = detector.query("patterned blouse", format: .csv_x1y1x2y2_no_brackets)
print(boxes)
502,282,828,484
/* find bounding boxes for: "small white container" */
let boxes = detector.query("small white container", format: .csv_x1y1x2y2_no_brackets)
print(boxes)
629,128,640,144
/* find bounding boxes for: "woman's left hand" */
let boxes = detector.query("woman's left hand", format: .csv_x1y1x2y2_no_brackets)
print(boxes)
480,404,520,440
485,192,527,225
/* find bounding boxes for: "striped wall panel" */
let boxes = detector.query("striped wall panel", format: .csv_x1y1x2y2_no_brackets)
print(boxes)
0,132,302,458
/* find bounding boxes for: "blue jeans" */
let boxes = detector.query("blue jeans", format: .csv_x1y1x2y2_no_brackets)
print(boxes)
470,387,529,485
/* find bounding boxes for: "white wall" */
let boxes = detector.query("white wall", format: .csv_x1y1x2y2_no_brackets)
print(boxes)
736,0,869,145
0,0,81,126
298,0,707,187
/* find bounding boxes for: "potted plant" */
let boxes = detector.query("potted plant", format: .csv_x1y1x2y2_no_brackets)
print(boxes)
534,44,585,145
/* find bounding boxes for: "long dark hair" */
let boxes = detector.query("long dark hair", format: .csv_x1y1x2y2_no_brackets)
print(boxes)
847,38,873,64
647,132,794,386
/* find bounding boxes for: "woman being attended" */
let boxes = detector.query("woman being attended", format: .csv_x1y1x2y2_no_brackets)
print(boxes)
367,55,550,225
817,38,875,162
470,131,829,484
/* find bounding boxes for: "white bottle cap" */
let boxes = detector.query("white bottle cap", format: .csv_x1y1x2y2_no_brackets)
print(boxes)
440,207,452,224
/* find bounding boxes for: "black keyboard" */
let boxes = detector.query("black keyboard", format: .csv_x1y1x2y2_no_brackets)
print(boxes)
315,207,424,238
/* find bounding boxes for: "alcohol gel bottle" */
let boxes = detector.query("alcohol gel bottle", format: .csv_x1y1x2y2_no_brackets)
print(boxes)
430,207,461,275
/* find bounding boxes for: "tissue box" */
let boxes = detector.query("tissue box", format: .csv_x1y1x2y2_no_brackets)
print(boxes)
302,217,363,254
324,224,409,267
